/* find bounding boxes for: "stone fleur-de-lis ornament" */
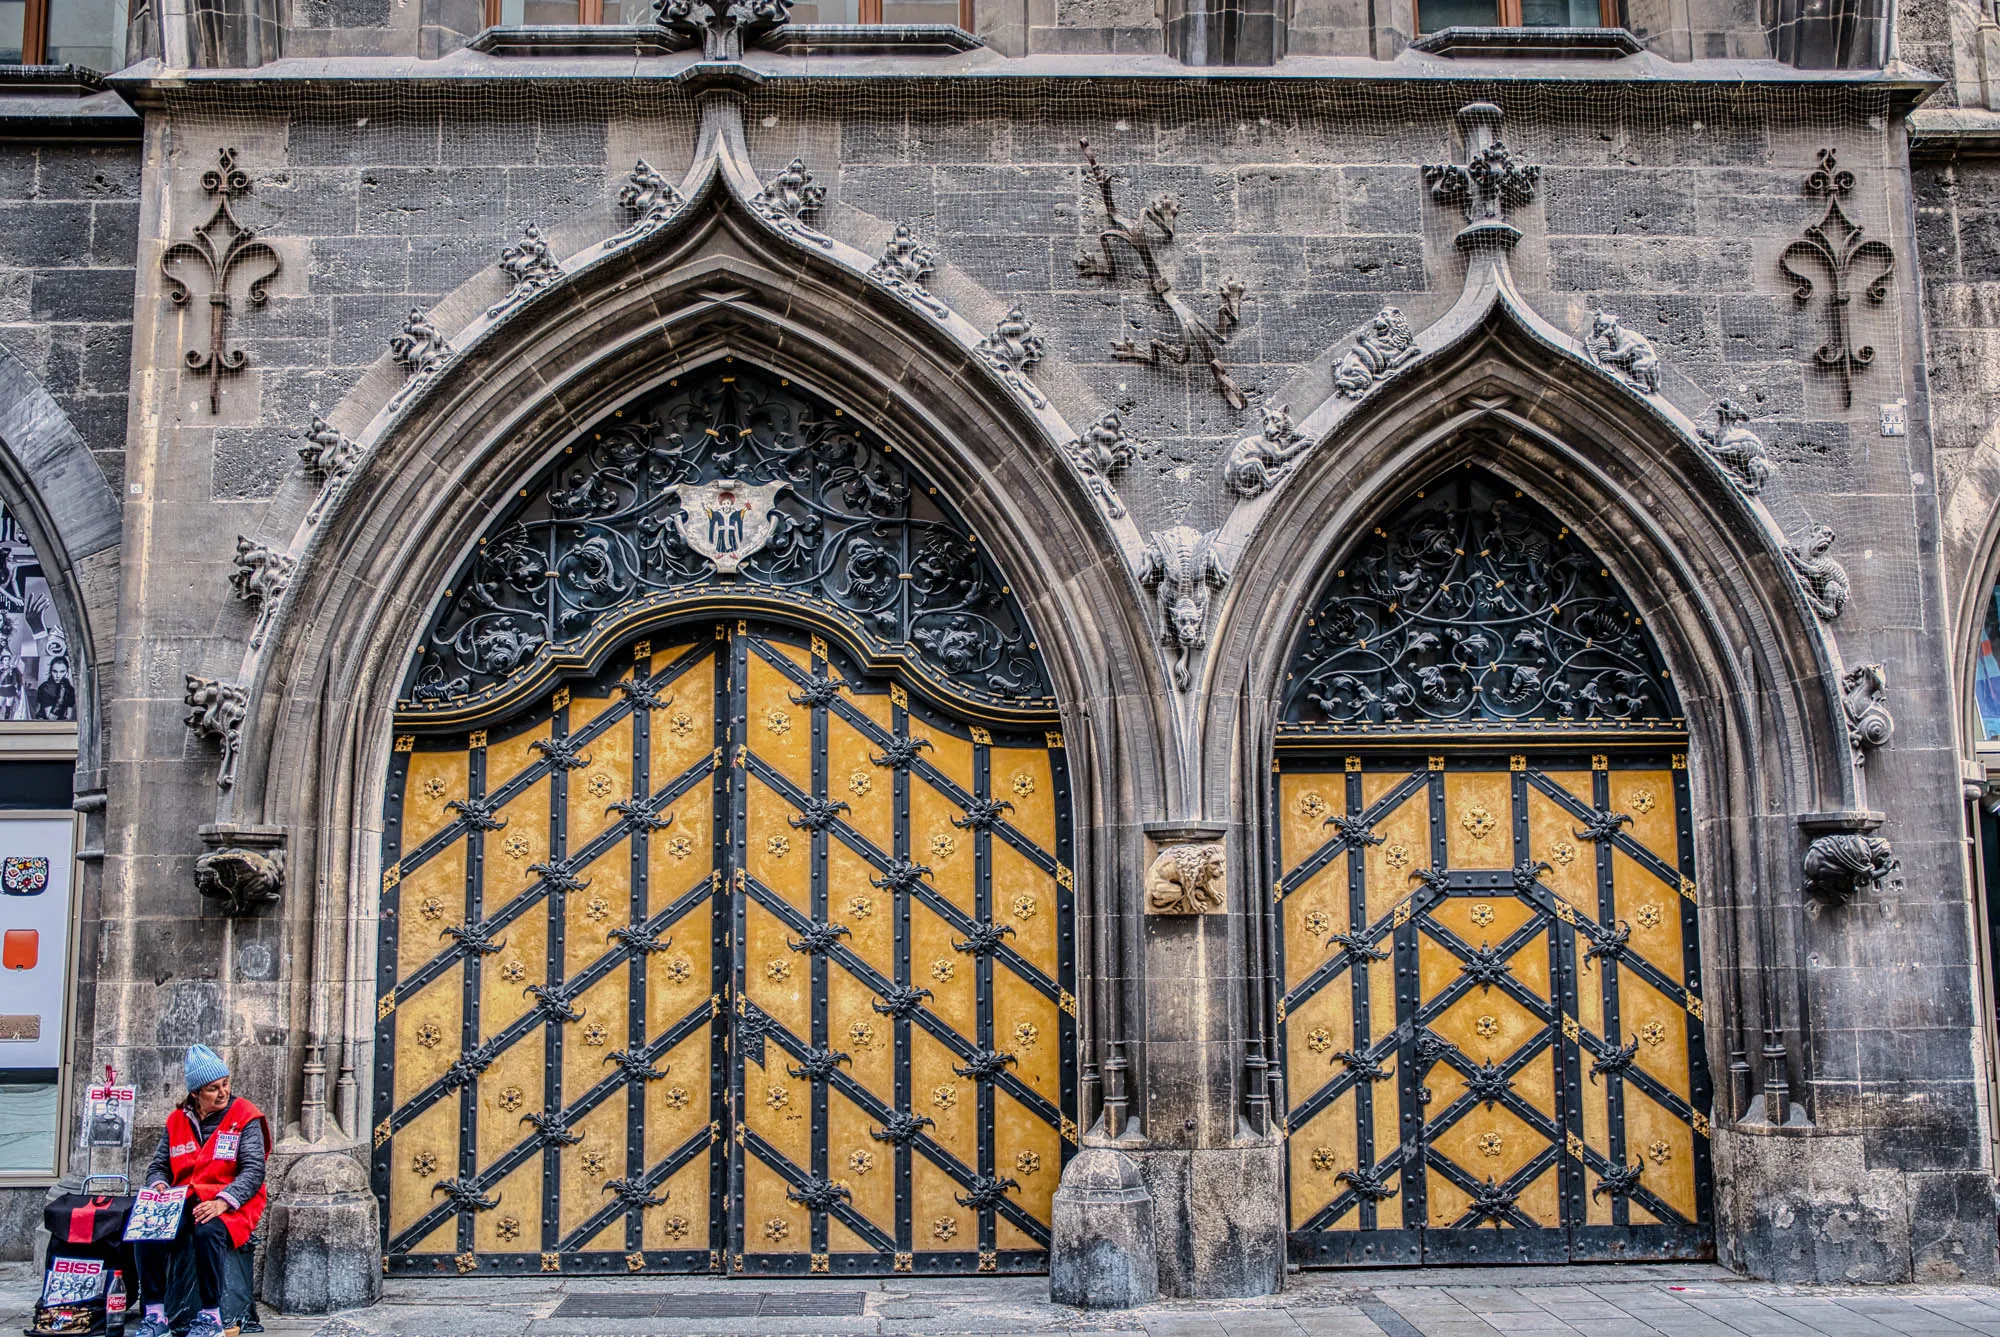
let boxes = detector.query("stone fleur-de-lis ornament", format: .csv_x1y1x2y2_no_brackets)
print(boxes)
1781,149,1895,409
161,148,281,415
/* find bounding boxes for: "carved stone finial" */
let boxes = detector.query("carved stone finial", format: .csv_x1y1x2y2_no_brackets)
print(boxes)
1423,103,1540,251
230,536,296,650
1332,305,1420,400
1223,403,1309,500
1064,410,1142,519
299,414,361,526
1140,526,1228,690
1781,149,1895,410
749,157,832,250
613,158,686,243
1583,309,1661,395
195,844,285,917
1145,842,1225,915
976,305,1047,409
488,223,562,318
868,223,946,320
184,674,249,789
1697,399,1774,496
1802,832,1896,906
657,0,791,60
1841,663,1894,763
1075,138,1246,410
1781,524,1849,621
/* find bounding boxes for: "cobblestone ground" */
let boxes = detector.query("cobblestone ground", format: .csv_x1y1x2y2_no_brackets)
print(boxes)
7,1261,2000,1336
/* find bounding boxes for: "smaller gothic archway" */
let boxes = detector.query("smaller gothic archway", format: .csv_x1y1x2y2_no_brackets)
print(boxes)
373,363,1077,1277
1270,470,1713,1267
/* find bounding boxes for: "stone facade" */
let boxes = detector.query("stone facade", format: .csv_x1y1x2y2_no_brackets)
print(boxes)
2,0,1998,1304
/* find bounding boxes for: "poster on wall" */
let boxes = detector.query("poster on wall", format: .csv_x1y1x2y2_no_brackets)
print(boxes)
0,503,74,722
0,816,75,1071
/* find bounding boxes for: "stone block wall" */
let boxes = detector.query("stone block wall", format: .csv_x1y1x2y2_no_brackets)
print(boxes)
0,142,139,491
62,65,1993,1286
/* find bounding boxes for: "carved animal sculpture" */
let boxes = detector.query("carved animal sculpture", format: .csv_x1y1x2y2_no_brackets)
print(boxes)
1223,404,1309,500
1145,842,1225,915
1140,527,1228,689
1801,833,1896,906
1696,399,1774,495
1586,310,1661,394
194,846,286,917
1332,306,1420,399
1781,524,1849,620
1841,662,1893,757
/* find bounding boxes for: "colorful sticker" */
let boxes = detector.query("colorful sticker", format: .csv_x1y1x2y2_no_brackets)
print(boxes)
2,856,48,895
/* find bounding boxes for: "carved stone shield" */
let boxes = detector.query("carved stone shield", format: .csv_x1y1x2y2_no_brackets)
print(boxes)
674,479,787,575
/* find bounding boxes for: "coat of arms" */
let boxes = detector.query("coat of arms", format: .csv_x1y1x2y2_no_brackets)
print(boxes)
673,479,788,576
2,856,48,895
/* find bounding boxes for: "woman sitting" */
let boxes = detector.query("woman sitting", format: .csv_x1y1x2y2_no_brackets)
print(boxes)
132,1045,270,1337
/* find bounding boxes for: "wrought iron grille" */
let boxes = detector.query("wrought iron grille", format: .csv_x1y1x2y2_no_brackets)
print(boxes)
1280,472,1680,733
401,363,1053,719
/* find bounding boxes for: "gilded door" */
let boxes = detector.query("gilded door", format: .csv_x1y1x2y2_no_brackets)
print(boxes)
374,621,1075,1276
1275,749,1713,1265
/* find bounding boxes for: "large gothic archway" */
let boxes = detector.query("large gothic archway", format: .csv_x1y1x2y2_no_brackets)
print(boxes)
372,364,1076,1277
1270,469,1714,1266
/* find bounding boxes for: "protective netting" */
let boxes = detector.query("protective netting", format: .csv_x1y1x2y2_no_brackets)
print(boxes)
154,73,1913,617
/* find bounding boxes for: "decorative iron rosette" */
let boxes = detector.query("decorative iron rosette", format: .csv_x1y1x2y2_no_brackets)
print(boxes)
1281,470,1678,732
400,364,1053,719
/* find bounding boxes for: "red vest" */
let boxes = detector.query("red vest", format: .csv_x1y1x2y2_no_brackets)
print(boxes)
165,1097,270,1247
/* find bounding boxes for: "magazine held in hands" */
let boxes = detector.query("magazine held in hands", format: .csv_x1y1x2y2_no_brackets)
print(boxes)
122,1185,188,1242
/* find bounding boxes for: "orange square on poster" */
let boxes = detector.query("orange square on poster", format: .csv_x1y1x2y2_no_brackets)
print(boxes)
2,928,36,970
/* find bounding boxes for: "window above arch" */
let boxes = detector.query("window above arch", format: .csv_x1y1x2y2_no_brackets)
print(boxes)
1279,471,1681,737
483,0,967,26
401,361,1055,724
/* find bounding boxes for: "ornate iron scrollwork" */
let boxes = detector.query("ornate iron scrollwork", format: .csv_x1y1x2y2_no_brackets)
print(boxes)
1281,470,1678,731
161,148,281,415
402,365,1051,715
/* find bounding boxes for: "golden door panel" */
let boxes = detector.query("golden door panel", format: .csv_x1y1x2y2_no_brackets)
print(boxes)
1276,750,1712,1267
378,622,1073,1277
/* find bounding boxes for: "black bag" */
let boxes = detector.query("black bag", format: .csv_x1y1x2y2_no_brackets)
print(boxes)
33,1193,135,1336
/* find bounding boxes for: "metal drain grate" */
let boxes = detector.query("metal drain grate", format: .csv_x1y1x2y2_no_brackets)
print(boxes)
552,1291,868,1319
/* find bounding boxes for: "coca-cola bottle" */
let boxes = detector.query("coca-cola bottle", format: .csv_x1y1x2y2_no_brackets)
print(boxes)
104,1268,126,1336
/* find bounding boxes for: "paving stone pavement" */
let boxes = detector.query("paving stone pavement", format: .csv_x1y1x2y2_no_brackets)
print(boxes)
6,1261,2000,1336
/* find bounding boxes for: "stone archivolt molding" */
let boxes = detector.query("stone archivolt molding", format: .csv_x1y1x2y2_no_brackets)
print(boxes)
202,76,1165,828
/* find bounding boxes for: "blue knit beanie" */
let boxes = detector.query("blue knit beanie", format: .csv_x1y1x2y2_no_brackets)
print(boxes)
184,1044,229,1092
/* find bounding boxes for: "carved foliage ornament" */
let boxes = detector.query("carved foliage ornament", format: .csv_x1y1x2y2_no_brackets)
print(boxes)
230,536,295,649
868,224,946,321
976,305,1045,409
402,365,1051,712
1423,102,1540,249
1145,842,1225,915
750,157,831,251
184,674,249,789
614,158,686,243
657,0,792,59
1282,470,1678,730
388,307,453,412
1781,149,1894,410
489,223,562,319
299,414,361,527
1075,138,1245,409
1802,832,1896,906
162,148,281,415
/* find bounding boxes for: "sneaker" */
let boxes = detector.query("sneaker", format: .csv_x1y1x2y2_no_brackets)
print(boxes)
186,1316,228,1337
239,1323,264,1334
132,1317,173,1337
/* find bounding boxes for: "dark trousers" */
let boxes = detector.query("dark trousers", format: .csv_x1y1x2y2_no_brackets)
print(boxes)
135,1211,232,1311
